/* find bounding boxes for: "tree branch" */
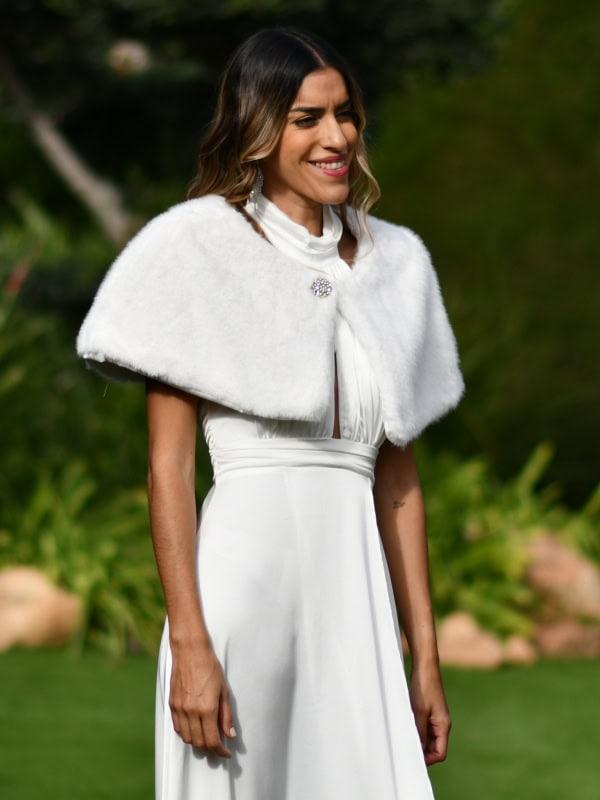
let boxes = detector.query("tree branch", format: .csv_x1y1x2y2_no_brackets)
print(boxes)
0,51,137,246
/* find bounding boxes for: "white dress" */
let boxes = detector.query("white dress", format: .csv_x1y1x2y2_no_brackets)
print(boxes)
155,196,435,799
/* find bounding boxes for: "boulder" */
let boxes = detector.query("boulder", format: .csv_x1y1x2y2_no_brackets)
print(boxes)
437,611,504,668
503,634,538,665
0,566,83,650
534,619,600,658
526,533,600,619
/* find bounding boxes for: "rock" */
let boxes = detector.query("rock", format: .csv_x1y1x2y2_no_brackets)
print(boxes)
534,619,600,658
526,533,600,619
503,634,538,665
437,611,504,668
0,566,83,651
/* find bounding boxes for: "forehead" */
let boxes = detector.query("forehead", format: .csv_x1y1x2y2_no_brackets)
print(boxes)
292,67,349,106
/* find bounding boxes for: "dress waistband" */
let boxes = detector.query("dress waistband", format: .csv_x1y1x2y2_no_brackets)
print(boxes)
209,438,378,482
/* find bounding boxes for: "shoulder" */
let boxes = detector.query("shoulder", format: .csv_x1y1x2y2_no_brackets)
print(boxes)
95,195,248,294
366,214,432,264
127,194,238,245
357,214,437,295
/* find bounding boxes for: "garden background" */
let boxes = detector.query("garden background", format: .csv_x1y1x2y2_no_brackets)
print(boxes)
0,1,599,797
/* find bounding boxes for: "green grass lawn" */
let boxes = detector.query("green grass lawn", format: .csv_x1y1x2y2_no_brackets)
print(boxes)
432,660,600,800
0,649,154,799
0,650,598,799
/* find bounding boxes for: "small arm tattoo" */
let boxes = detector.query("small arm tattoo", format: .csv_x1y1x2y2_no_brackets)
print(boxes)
392,500,406,509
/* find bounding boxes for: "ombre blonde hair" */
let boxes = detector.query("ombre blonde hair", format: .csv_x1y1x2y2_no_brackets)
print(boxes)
187,27,380,231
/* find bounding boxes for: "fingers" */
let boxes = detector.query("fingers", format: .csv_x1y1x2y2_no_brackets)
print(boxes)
413,708,429,753
219,687,237,742
201,713,233,758
170,703,233,757
169,650,236,757
408,668,452,766
424,715,451,765
409,692,451,764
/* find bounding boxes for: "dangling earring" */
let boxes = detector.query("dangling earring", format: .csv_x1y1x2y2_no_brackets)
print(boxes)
248,167,263,213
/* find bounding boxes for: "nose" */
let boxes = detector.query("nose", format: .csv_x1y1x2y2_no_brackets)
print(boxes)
321,113,348,150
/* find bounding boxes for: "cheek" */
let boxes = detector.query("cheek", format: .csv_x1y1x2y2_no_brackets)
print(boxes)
346,126,359,152
263,151,292,185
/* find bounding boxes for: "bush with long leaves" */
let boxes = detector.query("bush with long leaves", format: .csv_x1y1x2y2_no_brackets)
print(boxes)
0,461,162,655
417,441,600,637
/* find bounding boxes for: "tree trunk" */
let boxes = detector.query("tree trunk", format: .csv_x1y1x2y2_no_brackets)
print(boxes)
0,52,136,247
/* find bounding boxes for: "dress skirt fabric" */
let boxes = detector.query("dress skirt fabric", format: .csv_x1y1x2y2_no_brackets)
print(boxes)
155,439,434,799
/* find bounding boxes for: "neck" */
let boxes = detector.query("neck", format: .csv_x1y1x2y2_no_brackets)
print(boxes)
246,192,345,270
262,189,323,236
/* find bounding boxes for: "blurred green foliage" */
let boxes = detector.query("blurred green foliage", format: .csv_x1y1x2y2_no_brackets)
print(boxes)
0,462,162,654
0,203,147,509
373,0,600,502
0,0,511,224
418,441,599,637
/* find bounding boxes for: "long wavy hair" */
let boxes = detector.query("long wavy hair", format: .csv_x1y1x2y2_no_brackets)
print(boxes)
187,27,380,228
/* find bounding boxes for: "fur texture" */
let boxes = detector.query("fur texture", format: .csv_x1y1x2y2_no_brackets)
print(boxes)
77,195,464,445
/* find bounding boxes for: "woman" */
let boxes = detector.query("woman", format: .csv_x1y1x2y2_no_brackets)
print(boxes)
78,27,464,800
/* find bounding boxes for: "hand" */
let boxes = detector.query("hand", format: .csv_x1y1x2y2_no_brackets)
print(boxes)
169,644,236,757
409,663,451,766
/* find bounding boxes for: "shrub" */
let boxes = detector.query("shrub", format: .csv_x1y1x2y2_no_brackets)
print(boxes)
0,461,163,655
417,441,600,637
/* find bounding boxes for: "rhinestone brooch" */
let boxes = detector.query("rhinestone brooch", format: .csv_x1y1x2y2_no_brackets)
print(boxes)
311,277,333,298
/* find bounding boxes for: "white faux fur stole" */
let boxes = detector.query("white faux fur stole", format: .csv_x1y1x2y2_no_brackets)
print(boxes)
77,195,464,445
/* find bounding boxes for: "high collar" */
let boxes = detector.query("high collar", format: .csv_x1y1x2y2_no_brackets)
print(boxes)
246,192,344,271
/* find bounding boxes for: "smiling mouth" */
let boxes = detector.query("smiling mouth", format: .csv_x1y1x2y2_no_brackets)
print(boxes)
308,156,349,176
309,153,348,170
310,158,346,169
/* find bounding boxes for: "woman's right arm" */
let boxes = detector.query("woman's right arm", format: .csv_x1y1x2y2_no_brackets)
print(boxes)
146,379,236,757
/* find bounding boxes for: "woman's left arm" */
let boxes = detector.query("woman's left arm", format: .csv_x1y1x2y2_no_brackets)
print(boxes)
373,439,451,765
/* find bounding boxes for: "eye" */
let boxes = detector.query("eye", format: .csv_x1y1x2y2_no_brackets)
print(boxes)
336,108,358,123
293,115,318,127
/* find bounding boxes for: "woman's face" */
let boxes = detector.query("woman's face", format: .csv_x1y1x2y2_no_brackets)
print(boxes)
261,67,358,226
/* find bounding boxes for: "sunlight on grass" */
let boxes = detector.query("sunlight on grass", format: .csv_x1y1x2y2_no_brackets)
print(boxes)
0,650,154,799
432,660,600,800
0,651,598,799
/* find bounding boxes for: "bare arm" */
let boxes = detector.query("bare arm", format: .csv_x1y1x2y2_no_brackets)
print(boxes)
146,379,235,756
373,439,450,765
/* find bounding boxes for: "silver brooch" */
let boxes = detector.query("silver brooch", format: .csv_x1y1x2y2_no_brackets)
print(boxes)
311,277,333,298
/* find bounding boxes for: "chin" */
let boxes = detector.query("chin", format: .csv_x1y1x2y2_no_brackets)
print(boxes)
314,185,350,206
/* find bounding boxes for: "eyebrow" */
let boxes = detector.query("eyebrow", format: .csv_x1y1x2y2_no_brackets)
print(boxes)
289,100,353,114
